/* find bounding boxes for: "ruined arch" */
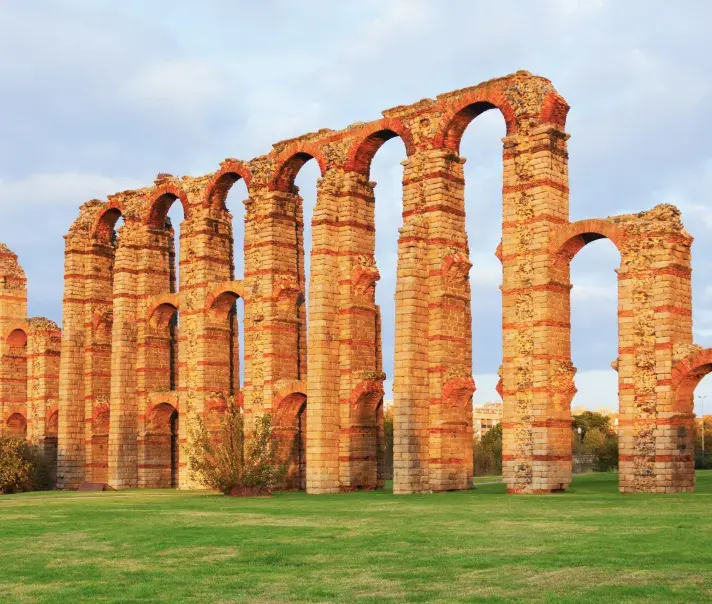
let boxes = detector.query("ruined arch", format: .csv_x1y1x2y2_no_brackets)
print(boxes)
345,119,415,176
672,348,712,414
92,205,124,244
204,161,252,211
551,219,627,260
146,183,190,229
207,281,244,321
143,400,179,489
271,144,328,193
6,326,27,349
5,411,27,438
272,382,307,490
146,294,179,329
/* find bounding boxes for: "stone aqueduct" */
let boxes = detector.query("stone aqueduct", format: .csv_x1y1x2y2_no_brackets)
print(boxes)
1,71,710,494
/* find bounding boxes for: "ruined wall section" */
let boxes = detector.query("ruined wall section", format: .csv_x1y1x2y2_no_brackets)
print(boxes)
0,244,28,437
614,205,694,492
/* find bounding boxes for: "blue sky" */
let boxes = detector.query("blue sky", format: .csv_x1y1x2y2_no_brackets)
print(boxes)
2,0,712,413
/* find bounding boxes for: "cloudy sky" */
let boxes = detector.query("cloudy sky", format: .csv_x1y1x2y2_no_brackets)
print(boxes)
2,0,712,413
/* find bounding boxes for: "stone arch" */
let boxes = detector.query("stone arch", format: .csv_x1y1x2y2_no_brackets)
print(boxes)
271,143,328,193
272,381,307,490
6,325,28,349
5,411,27,438
92,204,124,244
439,97,515,152
550,219,627,261
344,118,416,176
436,79,569,151
146,294,179,328
146,183,191,229
45,406,59,436
672,348,712,414
204,160,253,210
145,401,179,489
206,281,244,322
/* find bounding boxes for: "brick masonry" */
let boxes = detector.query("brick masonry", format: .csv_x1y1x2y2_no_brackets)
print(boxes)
0,71,706,494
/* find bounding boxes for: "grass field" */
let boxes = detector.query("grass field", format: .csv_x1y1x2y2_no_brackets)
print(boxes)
1,472,711,603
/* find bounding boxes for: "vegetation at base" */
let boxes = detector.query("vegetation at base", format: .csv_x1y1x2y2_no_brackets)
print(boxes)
473,423,502,476
1,472,711,602
572,411,618,472
383,406,394,479
185,403,284,494
0,436,51,494
693,418,712,469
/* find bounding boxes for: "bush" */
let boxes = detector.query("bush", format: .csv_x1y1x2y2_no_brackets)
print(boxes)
473,423,502,476
185,402,285,494
0,436,51,494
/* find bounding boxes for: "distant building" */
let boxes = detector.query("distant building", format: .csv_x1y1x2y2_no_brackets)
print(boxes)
472,401,502,441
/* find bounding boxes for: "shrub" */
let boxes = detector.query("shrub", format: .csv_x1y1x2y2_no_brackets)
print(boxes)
473,423,502,477
185,402,285,494
0,436,51,494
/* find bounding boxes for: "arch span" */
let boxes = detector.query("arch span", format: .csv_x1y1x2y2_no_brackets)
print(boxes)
271,144,327,193
345,119,415,176
147,182,190,228
550,219,627,259
204,160,252,210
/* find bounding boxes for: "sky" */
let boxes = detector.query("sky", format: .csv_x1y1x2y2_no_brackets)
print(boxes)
1,0,712,413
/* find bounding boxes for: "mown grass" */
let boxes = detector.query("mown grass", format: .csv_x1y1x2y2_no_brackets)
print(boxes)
1,472,711,603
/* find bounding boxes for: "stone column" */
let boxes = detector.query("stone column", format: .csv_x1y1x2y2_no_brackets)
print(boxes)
57,231,88,488
81,236,115,482
108,219,172,488
178,206,234,488
307,172,341,493
26,320,61,445
335,171,383,490
393,152,431,494
243,186,305,469
500,124,572,494
617,206,695,493
421,149,474,492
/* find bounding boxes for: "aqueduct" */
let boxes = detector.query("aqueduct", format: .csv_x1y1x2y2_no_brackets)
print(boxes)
1,70,708,493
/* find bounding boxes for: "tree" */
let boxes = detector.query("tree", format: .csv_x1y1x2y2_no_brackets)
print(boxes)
185,401,285,495
572,411,612,440
572,411,618,473
473,423,502,477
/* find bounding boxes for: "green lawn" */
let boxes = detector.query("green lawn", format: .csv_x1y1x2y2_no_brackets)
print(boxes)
1,472,712,603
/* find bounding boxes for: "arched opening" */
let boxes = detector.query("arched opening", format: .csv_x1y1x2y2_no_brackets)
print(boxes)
293,156,320,381
2,329,28,442
673,349,712,478
207,288,243,404
371,133,408,485
569,238,619,474
87,206,123,485
693,374,712,469
459,106,507,478
145,402,179,489
272,391,307,490
45,409,58,484
223,173,250,393
91,405,110,483
6,412,27,438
